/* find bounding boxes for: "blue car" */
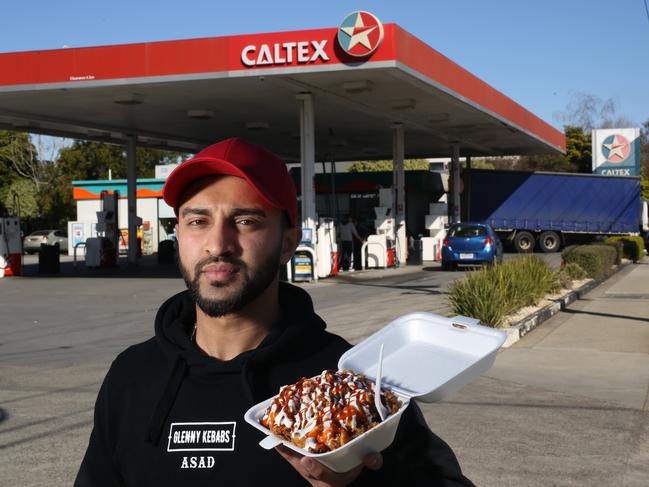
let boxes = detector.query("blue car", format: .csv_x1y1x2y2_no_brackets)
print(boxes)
441,223,503,271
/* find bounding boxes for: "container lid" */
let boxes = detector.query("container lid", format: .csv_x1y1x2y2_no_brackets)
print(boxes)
337,312,506,402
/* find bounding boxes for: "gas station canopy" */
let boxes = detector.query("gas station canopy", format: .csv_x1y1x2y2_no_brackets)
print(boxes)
0,22,565,160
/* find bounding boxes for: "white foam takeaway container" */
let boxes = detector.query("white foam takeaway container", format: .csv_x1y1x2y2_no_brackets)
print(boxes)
244,312,506,472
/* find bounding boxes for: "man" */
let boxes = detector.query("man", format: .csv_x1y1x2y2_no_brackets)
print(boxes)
339,215,362,271
76,138,473,486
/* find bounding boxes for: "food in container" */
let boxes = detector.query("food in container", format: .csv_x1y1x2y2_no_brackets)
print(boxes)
260,369,401,453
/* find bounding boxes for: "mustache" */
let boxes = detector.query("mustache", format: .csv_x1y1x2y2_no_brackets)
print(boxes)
194,255,246,275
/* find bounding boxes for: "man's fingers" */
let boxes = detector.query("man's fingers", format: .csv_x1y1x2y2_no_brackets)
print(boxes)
300,456,363,484
276,445,380,486
275,445,306,472
362,452,383,470
301,457,323,477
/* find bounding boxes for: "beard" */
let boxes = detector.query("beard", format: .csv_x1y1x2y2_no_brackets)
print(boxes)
179,242,282,318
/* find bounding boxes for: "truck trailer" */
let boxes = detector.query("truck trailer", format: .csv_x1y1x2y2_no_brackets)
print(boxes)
464,169,647,253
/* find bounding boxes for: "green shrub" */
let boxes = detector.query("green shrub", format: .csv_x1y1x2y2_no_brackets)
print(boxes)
606,236,645,262
562,244,617,279
561,245,580,261
558,271,572,289
563,262,588,280
602,240,623,265
448,256,560,328
558,262,588,289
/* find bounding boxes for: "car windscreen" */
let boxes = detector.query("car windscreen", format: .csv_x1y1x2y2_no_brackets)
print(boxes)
448,226,488,238
29,230,50,236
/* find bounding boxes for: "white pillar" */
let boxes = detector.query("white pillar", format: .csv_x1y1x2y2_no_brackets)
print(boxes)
297,92,317,232
126,135,138,265
392,123,407,265
451,143,461,224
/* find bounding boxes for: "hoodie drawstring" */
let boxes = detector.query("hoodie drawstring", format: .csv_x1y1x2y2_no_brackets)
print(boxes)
146,355,188,446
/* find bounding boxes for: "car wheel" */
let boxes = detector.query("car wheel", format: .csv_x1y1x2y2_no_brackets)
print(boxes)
513,231,535,253
538,231,560,253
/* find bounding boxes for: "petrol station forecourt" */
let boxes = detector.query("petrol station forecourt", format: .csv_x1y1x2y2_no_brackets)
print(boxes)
0,11,565,275
2,11,649,487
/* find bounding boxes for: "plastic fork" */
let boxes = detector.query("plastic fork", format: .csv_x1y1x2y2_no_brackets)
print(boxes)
374,343,389,422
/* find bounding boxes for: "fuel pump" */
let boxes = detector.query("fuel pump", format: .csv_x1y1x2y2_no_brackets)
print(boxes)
316,217,338,278
290,227,317,282
86,191,119,267
364,189,396,268
0,217,23,277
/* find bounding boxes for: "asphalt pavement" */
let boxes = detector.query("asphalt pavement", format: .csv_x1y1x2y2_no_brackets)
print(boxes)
0,252,645,486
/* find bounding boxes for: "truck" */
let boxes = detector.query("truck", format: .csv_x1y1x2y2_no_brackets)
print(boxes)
463,169,648,253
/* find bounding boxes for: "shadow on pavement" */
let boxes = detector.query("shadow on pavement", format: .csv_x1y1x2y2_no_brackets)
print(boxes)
443,400,637,412
339,281,443,295
17,255,182,279
563,308,649,324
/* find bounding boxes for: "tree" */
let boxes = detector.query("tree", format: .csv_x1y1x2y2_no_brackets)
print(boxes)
0,131,51,188
2,178,39,219
563,126,592,173
512,126,589,173
467,158,495,169
556,92,634,132
347,158,429,172
1,131,36,216
56,140,186,180
641,168,649,201
641,119,649,200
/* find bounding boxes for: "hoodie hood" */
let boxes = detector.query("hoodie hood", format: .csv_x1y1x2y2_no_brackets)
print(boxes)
146,281,327,445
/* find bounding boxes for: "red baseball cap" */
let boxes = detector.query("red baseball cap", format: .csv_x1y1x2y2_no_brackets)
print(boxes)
163,138,298,227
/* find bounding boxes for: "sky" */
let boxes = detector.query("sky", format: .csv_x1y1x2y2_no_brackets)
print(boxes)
1,0,648,131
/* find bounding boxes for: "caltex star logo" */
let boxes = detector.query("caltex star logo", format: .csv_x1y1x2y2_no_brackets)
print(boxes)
337,11,384,57
602,134,630,163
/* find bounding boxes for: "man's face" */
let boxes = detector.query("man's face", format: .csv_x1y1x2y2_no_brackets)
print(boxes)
176,175,299,317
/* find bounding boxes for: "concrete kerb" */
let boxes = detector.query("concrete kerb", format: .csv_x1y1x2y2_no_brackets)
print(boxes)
501,261,633,348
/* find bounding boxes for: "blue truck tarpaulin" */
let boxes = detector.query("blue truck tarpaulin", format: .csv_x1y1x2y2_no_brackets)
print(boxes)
467,170,641,234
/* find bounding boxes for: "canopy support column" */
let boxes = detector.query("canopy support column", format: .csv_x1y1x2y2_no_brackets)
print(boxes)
392,123,406,265
450,143,461,224
297,92,317,232
126,135,138,266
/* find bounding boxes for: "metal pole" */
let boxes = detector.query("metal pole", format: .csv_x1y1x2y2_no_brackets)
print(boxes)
331,159,338,222
466,155,471,222
392,123,406,265
297,93,317,232
451,143,461,224
329,128,337,222
126,135,138,266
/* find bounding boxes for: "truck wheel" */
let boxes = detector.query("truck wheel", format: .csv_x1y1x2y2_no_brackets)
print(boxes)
538,231,560,253
513,231,535,253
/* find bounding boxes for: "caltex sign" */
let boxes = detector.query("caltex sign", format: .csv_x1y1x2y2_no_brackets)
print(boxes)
337,11,384,57
239,11,385,68
592,128,641,176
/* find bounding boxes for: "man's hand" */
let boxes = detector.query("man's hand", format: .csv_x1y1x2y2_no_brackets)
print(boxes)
275,445,382,487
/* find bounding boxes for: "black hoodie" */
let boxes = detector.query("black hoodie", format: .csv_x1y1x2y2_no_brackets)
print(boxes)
75,282,474,486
